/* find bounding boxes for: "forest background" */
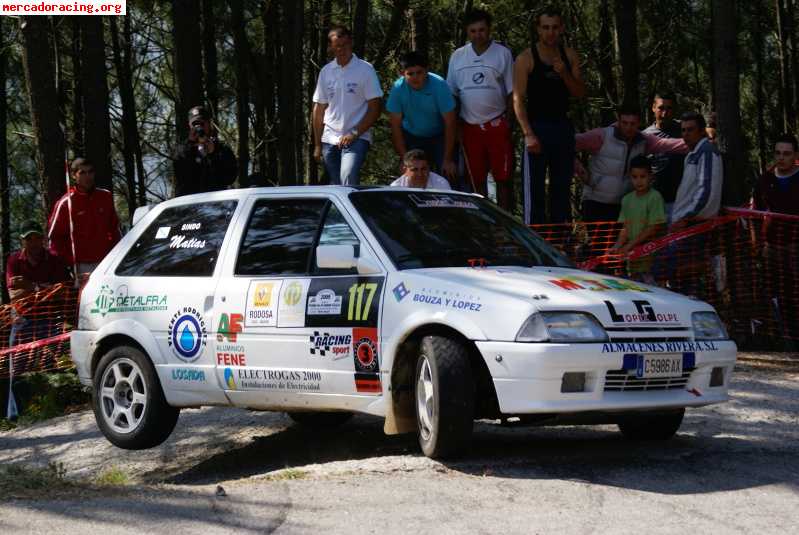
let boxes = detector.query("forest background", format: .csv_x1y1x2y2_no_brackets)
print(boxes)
0,0,793,301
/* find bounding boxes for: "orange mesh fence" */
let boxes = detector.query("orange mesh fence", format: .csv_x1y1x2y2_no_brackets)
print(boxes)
532,208,799,348
0,283,79,380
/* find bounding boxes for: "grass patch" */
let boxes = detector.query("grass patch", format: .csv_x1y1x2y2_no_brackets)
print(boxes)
0,462,78,500
94,467,131,486
264,468,308,481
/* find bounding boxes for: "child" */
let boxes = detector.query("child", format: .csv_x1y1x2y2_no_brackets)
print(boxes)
612,155,666,283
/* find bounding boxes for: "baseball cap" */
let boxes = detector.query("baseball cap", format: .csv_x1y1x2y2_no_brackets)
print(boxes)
188,105,209,124
20,221,43,239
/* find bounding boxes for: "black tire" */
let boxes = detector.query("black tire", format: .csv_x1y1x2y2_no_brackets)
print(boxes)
414,335,474,458
617,408,685,440
287,411,353,429
92,345,180,450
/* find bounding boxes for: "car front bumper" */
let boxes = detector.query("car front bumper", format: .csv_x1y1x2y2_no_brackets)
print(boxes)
474,340,737,415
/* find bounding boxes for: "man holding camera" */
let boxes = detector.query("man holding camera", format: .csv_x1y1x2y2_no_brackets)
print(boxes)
173,105,238,197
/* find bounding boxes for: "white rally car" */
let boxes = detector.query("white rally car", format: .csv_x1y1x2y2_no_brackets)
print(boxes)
71,187,736,458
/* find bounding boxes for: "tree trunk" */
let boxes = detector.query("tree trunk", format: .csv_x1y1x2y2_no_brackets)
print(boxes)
171,0,205,144
20,17,66,213
277,0,302,184
231,0,250,188
262,0,279,183
80,17,113,191
124,16,147,207
410,6,430,57
373,0,409,73
788,0,799,132
294,5,306,185
776,0,796,132
352,0,368,58
110,17,139,217
0,17,9,303
751,5,768,173
598,0,619,118
711,0,746,204
202,0,218,115
614,0,640,109
71,18,84,157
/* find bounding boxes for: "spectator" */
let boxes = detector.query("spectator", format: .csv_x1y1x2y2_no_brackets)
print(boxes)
173,105,238,196
753,133,799,216
390,149,452,190
387,51,457,180
48,158,122,274
576,104,687,222
312,25,383,186
612,156,665,284
447,8,513,208
7,222,71,303
642,92,684,216
670,112,723,229
706,112,718,144
513,5,585,224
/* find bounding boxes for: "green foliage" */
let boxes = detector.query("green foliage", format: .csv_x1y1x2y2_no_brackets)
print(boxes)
1,370,90,428
94,466,131,486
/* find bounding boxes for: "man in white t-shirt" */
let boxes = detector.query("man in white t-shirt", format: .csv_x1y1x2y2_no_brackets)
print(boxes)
312,25,383,185
390,149,452,190
447,8,514,208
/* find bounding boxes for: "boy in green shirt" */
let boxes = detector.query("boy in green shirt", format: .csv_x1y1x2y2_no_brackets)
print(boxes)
612,155,666,283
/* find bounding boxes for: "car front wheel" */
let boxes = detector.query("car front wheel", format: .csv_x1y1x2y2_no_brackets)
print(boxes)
93,345,180,449
617,408,685,440
414,335,474,458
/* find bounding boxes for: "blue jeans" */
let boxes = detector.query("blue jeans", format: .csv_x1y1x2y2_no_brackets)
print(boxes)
522,118,575,224
322,139,370,186
402,129,445,172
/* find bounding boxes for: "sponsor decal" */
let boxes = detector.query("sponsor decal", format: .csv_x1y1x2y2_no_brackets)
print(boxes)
169,235,207,249
409,193,479,210
155,226,171,239
245,280,282,327
472,72,485,84
231,368,322,392
167,307,208,362
353,327,381,394
90,284,168,317
171,368,206,382
411,287,482,312
181,223,201,231
601,341,719,354
392,282,410,302
308,288,343,316
216,312,246,365
309,330,352,359
224,367,236,390
549,277,650,292
278,279,310,327
604,300,679,324
305,277,384,328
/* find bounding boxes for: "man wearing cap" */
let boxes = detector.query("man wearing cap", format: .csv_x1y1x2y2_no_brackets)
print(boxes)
174,105,238,196
47,158,122,274
6,222,71,303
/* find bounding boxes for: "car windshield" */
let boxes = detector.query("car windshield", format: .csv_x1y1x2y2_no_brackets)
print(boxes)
349,190,573,270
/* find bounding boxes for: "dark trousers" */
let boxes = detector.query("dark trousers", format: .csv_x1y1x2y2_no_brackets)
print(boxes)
402,129,444,172
581,200,621,222
522,119,576,224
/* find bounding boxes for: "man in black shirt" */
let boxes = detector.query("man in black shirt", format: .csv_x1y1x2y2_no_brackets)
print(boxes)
173,106,238,197
642,92,684,217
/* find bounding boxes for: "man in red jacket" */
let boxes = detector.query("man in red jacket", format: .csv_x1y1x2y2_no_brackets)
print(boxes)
47,158,121,274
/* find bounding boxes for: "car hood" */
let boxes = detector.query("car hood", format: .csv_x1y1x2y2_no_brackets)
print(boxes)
405,266,706,330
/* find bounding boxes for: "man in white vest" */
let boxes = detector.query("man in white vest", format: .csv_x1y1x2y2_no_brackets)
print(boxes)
576,104,688,222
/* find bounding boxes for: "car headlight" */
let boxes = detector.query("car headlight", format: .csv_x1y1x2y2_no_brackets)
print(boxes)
516,312,608,343
692,311,728,341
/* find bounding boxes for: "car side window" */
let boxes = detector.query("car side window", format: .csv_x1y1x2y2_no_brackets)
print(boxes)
116,201,237,277
318,203,360,247
236,198,327,276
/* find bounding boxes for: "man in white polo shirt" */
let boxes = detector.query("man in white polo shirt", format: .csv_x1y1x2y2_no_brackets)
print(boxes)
390,149,452,190
447,8,514,208
312,25,383,185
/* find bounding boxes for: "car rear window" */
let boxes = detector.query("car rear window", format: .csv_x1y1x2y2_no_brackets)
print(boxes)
115,201,237,277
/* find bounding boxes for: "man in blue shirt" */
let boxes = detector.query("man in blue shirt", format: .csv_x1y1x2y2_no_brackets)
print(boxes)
386,51,457,181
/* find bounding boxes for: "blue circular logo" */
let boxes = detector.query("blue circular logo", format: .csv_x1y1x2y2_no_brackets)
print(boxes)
170,313,204,361
472,72,485,84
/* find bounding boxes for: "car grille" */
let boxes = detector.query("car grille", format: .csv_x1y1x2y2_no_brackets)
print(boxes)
603,369,693,391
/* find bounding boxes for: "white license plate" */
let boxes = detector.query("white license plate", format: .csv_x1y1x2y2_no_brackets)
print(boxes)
637,354,683,379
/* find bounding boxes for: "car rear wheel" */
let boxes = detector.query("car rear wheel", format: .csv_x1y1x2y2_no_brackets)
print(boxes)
287,411,353,428
93,345,180,450
414,335,474,458
617,408,685,440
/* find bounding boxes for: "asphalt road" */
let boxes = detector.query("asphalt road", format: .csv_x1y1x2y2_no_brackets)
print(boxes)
1,354,798,534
